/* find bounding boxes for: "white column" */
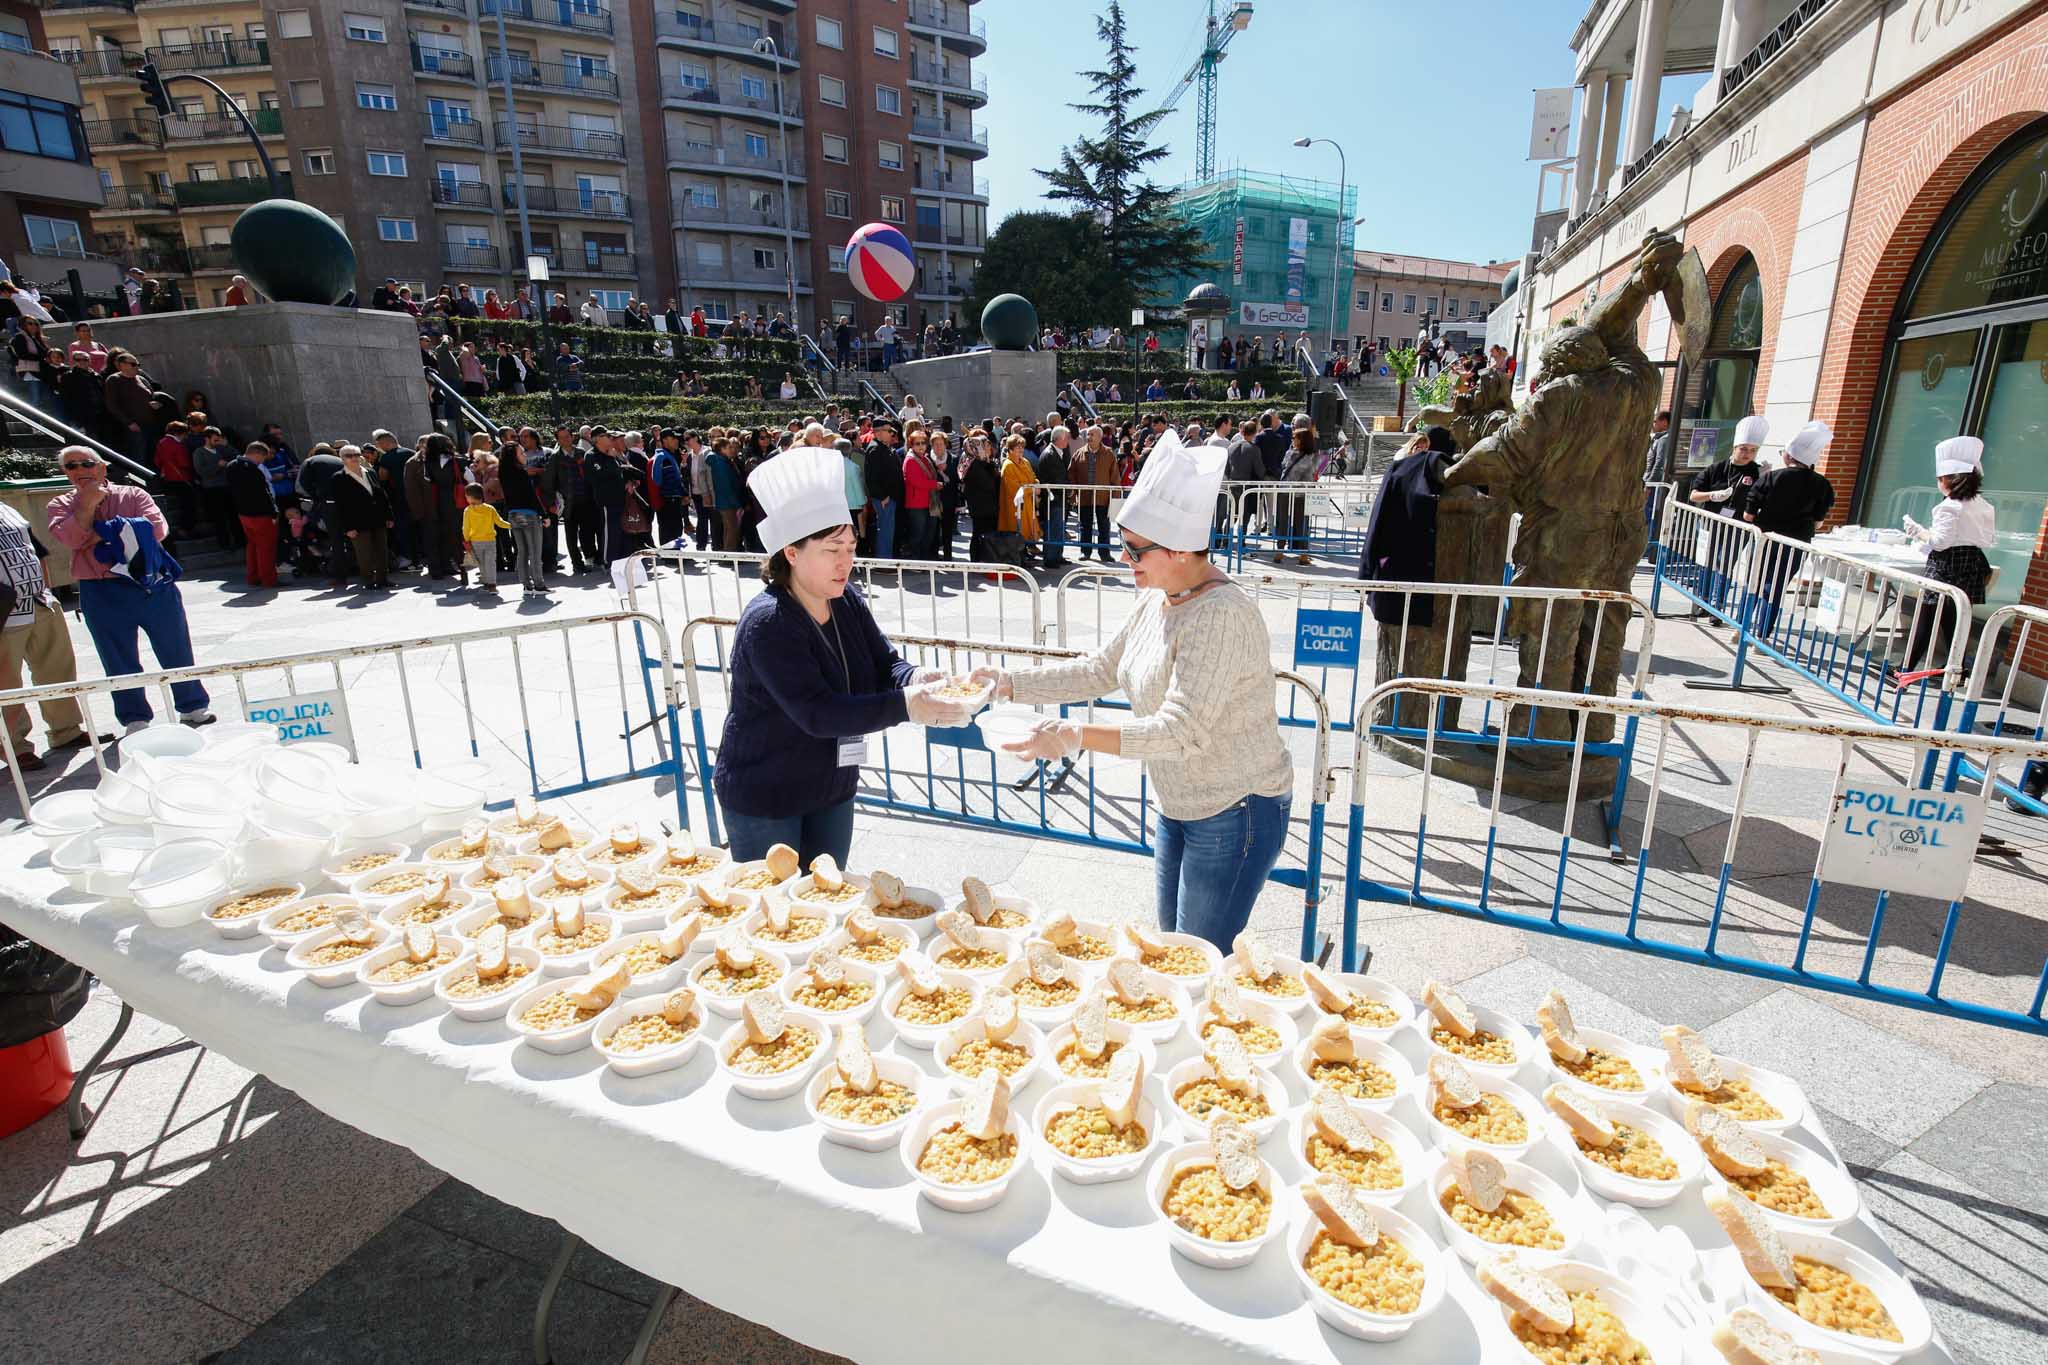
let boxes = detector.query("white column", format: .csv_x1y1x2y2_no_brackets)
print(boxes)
1597,71,1628,195
1571,78,1606,216
1698,0,1766,118
1623,0,1673,166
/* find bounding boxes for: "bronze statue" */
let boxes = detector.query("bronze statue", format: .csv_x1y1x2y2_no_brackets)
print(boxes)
1414,365,1513,453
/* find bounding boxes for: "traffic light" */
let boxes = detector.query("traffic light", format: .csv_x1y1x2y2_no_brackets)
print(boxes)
135,61,172,117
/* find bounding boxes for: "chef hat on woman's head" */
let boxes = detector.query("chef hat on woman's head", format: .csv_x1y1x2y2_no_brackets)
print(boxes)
752,447,851,558
1734,415,1771,447
1934,436,1984,477
1782,420,1834,466
1117,429,1226,553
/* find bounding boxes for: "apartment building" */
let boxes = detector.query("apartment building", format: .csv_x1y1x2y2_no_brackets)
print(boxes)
42,0,653,313
0,2,113,293
636,0,989,334
1349,250,1513,357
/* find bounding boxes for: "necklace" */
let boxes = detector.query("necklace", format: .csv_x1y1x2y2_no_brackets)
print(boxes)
1165,573,1226,604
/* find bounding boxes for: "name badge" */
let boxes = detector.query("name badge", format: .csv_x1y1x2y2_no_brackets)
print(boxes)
836,736,870,769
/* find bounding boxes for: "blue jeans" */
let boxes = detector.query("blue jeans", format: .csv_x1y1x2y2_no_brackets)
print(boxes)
76,579,209,726
871,498,895,560
722,798,855,869
1154,792,1292,951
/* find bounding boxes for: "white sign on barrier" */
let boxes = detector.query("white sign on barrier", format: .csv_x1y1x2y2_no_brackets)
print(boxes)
245,688,355,755
1815,577,1847,632
1819,781,1985,901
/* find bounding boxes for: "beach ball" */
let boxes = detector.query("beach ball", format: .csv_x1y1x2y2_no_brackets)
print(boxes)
845,222,913,303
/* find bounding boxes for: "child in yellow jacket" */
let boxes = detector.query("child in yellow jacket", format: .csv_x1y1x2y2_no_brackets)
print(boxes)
460,483,511,591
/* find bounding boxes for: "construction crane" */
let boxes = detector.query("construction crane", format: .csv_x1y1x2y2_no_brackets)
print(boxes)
1155,0,1254,182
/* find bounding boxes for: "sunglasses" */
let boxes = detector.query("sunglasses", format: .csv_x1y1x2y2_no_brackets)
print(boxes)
1119,539,1169,561
63,460,102,471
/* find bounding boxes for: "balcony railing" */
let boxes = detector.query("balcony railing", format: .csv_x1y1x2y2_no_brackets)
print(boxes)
146,38,270,72
45,0,136,11
479,0,613,36
405,0,468,14
81,116,164,149
672,200,809,232
564,251,635,278
173,175,283,208
651,12,797,59
163,107,283,141
431,179,494,208
111,244,189,274
188,244,238,273
492,119,625,159
912,169,989,198
443,243,502,270
662,78,799,120
907,57,986,99
102,182,176,212
667,141,805,177
422,113,486,145
507,184,631,218
908,115,986,149
1719,0,1835,101
905,2,986,44
412,43,478,80
486,56,619,98
911,223,979,248
682,262,809,290
49,48,144,79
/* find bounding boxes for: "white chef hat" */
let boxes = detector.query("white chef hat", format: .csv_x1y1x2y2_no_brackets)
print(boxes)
1733,415,1770,447
1117,429,1227,553
751,447,851,559
1934,436,1984,477
1783,420,1834,466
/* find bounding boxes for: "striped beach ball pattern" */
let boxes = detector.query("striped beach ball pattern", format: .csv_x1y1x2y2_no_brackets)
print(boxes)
844,222,914,303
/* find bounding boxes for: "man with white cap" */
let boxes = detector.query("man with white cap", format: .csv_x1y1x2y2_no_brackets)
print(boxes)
1744,420,1837,636
712,447,973,866
1900,435,1996,676
967,431,1296,951
1687,414,1770,616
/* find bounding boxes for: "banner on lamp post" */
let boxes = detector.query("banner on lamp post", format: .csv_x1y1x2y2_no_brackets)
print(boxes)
1530,88,1573,160
1232,217,1245,287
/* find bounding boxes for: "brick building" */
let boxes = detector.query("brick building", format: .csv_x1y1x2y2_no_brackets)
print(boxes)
0,2,113,295
1525,0,2048,640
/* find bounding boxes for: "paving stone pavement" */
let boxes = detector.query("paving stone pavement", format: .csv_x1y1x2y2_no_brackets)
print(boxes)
2,553,2045,1362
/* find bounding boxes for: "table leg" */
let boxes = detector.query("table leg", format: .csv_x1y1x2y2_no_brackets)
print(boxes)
621,1285,679,1365
66,1000,134,1140
533,1229,582,1365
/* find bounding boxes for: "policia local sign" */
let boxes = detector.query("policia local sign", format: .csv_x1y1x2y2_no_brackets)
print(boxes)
1819,780,1986,902
246,689,357,757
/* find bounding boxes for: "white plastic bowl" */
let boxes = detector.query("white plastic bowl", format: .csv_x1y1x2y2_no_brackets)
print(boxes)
1289,1205,1449,1342
1031,1079,1162,1185
348,862,453,909
1539,1025,1668,1102
1288,1103,1431,1205
1189,997,1298,1070
1427,1155,1588,1268
774,957,883,1025
599,876,703,933
1658,1054,1807,1135
234,811,333,885
785,870,874,917
739,902,838,963
862,881,947,937
993,957,1088,1029
522,864,619,914
524,908,619,977
879,970,984,1048
321,842,415,889
805,1054,930,1151
130,837,232,926
590,994,709,1078
355,933,464,1006
1163,1055,1287,1143
92,764,157,826
590,930,696,997
1042,1017,1158,1087
257,894,367,948
203,882,306,940
512,820,597,857
1101,971,1191,1046
433,946,544,1021
505,978,608,1054
934,1018,1048,1096
419,830,511,869
1544,1096,1703,1209
460,854,547,896
1700,1129,1861,1234
974,703,1048,753
1225,948,1317,1017
51,827,156,899
1417,1073,1548,1160
686,945,792,1017
1037,917,1121,979
814,919,918,969
941,888,1040,943
900,1099,1029,1212
149,771,245,824
1149,1140,1284,1268
120,723,206,764
28,790,100,848
1287,1030,1415,1111
1110,929,1224,992
194,720,278,759
286,923,393,987
715,1008,830,1100
1414,1003,1535,1077
1303,971,1415,1040
1735,1227,1932,1362
253,747,341,808
1494,1261,1687,1365
375,886,480,934
927,930,1018,981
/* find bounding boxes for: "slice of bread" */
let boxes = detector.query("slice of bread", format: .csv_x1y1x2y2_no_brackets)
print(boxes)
1204,974,1248,1025
1074,988,1110,1060
552,899,585,938
714,924,757,971
609,822,640,855
1302,963,1352,1013
869,869,904,908
1025,939,1067,986
1208,1115,1262,1191
1688,1102,1770,1177
660,987,697,1027
1099,1047,1144,1127
762,888,794,932
1206,1029,1256,1094
1123,922,1167,957
810,853,844,890
482,854,514,884
333,909,377,944
1428,1055,1481,1110
1308,1014,1356,1063
1536,989,1587,1063
762,843,800,882
982,986,1019,1042
514,795,539,825
458,818,489,853
1040,911,1080,947
660,912,703,959
935,908,985,952
1232,931,1276,981
741,988,786,1045
615,864,657,898
403,923,437,964
474,923,510,978
1543,1084,1617,1148
1309,1086,1375,1153
570,958,631,1012
535,817,575,851
1662,1024,1724,1092
962,1066,1010,1141
1706,1187,1797,1290
696,872,733,908
894,950,942,997
1106,958,1151,1006
807,952,847,988
1710,1307,1822,1365
845,908,884,944
1422,979,1477,1039
553,854,592,890
1476,1256,1572,1335
420,872,452,908
664,828,695,862
960,875,995,922
1302,1175,1380,1249
1446,1146,1509,1212
492,880,532,922
834,1021,878,1094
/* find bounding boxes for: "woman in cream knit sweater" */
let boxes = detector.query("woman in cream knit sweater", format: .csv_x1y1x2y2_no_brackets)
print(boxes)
973,433,1293,950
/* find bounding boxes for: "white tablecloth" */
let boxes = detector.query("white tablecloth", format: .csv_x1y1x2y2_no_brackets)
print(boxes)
0,831,1952,1364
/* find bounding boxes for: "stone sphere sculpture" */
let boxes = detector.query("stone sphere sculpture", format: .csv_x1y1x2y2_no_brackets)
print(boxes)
980,293,1039,351
230,199,357,306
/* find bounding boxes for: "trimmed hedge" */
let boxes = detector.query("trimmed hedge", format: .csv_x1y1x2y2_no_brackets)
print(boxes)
484,392,820,430
427,315,801,365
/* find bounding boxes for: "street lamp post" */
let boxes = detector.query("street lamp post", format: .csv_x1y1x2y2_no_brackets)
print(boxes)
754,38,799,329
1131,308,1144,418
528,253,560,430
1292,136,1348,368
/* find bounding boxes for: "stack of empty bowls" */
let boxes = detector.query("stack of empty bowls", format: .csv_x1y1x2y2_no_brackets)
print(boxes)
417,759,491,834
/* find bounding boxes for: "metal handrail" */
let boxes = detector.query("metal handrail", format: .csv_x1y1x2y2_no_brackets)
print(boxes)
1064,382,1099,423
0,387,153,485
857,378,891,415
424,367,498,436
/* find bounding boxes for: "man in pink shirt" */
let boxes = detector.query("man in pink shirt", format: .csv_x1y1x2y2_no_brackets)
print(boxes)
43,446,212,733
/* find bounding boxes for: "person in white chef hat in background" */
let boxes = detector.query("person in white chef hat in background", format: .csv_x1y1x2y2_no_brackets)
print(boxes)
1686,414,1771,617
1899,435,1996,677
968,430,1296,950
713,445,974,866
1742,419,1837,638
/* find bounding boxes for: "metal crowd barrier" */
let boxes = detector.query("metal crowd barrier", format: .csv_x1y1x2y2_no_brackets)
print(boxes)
1340,676,2048,1037
1223,480,1374,569
1945,604,2048,812
0,611,687,826
1012,480,1141,566
674,615,1339,961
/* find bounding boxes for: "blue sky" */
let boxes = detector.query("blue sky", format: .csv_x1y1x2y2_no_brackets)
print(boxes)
978,0,1589,265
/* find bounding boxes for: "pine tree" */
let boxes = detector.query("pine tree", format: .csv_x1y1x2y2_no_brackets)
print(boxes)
1037,1,1212,318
